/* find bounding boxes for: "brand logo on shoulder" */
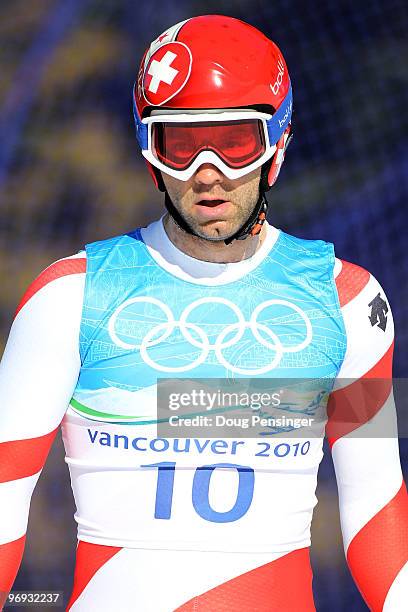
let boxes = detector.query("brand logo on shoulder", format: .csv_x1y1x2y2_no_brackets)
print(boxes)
368,293,388,331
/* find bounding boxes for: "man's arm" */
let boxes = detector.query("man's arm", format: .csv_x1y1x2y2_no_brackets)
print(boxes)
328,259,408,611
0,253,85,598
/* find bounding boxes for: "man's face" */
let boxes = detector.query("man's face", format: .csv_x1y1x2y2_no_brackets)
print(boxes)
161,164,262,241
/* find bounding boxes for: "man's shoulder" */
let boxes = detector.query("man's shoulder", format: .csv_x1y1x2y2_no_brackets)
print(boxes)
333,258,388,311
13,251,86,327
279,229,333,255
274,229,335,279
83,227,144,254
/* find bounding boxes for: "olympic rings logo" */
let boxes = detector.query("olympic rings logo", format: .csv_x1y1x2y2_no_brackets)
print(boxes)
107,297,312,374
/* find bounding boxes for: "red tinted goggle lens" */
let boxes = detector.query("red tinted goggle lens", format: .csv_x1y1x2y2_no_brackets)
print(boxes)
152,120,266,171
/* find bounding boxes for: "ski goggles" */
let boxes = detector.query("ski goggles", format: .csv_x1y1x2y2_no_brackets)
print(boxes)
133,86,292,181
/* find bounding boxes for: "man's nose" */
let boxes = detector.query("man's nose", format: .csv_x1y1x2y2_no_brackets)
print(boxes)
193,163,225,186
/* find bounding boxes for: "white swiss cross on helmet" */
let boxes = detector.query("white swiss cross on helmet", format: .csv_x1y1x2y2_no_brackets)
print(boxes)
143,42,192,106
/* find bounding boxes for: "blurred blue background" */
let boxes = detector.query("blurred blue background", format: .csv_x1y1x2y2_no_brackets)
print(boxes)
1,0,407,609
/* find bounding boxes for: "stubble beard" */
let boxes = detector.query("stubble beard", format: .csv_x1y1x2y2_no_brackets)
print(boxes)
174,192,260,242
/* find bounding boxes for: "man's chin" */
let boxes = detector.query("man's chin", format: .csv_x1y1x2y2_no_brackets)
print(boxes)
191,221,241,242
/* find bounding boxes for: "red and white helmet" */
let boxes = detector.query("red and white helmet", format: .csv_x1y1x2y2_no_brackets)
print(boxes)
133,15,292,190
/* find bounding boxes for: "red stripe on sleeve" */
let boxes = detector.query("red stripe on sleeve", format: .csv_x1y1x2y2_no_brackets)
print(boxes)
14,258,86,319
347,482,408,612
66,541,122,610
326,342,393,448
0,429,58,483
175,547,315,611
335,260,370,307
0,535,26,596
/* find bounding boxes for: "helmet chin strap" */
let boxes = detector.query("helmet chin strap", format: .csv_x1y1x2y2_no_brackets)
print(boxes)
162,159,272,245
223,191,268,245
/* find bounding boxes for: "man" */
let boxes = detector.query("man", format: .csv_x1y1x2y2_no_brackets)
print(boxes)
0,15,407,611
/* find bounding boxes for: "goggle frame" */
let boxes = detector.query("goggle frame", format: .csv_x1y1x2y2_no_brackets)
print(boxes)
133,85,292,181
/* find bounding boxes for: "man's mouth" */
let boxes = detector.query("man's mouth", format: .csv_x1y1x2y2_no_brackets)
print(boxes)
194,198,232,220
196,199,227,207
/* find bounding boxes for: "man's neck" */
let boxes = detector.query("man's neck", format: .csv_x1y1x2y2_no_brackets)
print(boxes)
163,214,267,264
